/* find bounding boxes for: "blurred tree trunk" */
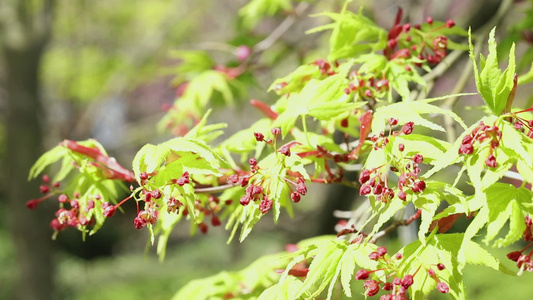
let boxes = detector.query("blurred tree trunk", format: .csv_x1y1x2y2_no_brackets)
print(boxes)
0,1,55,299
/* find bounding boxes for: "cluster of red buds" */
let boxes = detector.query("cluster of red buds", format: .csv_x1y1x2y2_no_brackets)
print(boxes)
26,175,102,235
359,120,425,201
385,8,455,66
138,171,224,234
458,121,502,168
396,150,426,200
311,59,337,76
227,128,309,213
507,216,533,274
343,70,390,100
356,246,449,298
50,192,98,233
359,167,395,203
370,119,415,151
512,117,533,139
25,174,61,210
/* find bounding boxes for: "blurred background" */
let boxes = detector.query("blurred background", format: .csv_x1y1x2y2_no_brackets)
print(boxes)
1,0,533,299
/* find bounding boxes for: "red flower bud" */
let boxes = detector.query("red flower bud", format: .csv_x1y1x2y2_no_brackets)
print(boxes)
254,132,264,142
259,198,273,213
103,206,116,217
290,191,301,203
211,215,221,227
412,154,423,163
437,282,449,293
402,122,414,135
446,19,455,28
401,274,414,288
42,174,50,184
376,246,388,256
40,185,50,194
355,269,370,280
26,199,39,210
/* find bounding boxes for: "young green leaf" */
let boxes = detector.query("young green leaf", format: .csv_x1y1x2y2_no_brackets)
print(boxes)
372,101,467,134
308,9,387,61
469,27,516,115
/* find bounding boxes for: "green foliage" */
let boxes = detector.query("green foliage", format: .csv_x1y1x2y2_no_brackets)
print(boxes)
308,7,387,61
469,27,516,115
28,2,533,300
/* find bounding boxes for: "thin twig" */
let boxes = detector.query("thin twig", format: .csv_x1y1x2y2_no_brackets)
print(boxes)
253,2,310,54
370,209,422,243
194,183,236,194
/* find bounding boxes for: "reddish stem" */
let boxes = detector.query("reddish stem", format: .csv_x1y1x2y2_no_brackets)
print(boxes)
250,99,279,120
348,111,373,160
61,140,135,182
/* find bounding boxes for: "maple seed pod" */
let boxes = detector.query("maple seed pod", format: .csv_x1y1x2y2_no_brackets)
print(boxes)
437,282,450,293
355,269,370,280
